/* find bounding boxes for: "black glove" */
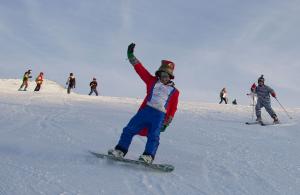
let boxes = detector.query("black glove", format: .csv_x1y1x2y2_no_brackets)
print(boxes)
160,124,168,132
127,43,135,59
160,116,173,132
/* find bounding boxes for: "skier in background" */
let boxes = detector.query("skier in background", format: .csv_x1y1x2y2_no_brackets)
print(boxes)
232,99,237,105
19,69,32,91
66,73,76,94
247,84,257,106
219,87,228,104
108,43,179,164
34,72,44,91
89,77,98,96
251,75,279,124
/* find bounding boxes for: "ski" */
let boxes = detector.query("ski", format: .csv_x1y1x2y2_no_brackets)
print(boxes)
245,121,260,125
260,122,280,126
246,121,279,126
89,151,174,173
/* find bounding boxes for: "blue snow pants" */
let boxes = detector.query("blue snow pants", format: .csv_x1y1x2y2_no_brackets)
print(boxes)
116,105,165,158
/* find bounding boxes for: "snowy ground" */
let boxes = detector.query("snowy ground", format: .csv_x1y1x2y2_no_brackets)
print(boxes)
0,79,300,195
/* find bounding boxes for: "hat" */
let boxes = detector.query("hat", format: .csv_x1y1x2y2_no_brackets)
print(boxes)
155,60,175,79
258,75,264,83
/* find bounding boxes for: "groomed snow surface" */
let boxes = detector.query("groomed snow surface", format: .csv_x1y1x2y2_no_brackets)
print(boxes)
0,79,300,195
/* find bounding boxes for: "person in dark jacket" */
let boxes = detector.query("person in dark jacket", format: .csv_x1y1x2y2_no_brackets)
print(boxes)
89,77,98,96
66,73,76,94
232,99,237,105
19,69,32,91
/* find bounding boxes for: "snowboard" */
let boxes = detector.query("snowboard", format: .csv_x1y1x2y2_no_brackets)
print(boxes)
89,151,175,172
245,121,279,126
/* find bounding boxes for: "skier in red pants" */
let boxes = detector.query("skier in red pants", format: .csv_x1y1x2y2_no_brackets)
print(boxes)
108,43,180,164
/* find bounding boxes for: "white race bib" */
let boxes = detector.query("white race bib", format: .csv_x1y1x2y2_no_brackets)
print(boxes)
147,81,174,112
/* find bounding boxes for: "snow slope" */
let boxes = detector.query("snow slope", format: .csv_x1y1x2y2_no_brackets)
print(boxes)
0,79,300,195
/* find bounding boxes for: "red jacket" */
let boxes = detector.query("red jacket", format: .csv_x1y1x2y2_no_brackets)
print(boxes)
134,62,179,136
36,75,44,84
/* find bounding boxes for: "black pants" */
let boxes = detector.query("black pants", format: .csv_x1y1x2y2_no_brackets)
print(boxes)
34,84,41,91
89,88,98,96
19,81,28,90
67,85,74,94
219,97,228,104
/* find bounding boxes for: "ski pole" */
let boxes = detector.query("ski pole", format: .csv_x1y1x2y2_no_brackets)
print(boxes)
247,93,255,121
275,98,293,119
252,94,255,120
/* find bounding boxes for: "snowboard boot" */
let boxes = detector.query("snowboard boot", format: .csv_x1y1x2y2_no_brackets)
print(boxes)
138,154,153,164
272,114,279,124
107,149,124,158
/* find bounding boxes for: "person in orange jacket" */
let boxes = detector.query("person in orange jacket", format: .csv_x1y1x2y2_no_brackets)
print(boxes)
34,72,44,91
108,43,179,164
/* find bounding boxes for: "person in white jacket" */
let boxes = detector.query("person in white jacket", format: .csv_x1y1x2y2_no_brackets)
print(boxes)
219,87,228,104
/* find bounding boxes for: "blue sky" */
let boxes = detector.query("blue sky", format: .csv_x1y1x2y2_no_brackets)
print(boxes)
0,0,299,107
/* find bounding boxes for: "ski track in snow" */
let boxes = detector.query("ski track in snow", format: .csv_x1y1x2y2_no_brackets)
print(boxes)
0,79,300,195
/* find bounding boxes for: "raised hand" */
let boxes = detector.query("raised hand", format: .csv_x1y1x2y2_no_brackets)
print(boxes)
127,43,136,59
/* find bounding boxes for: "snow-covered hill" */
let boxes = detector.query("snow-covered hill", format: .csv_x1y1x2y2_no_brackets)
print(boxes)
0,79,299,195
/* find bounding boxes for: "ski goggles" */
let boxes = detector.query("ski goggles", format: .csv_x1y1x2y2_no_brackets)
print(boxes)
160,71,170,78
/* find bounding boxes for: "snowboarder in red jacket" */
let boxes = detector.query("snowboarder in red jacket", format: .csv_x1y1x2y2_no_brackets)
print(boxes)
108,43,180,164
34,72,44,91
